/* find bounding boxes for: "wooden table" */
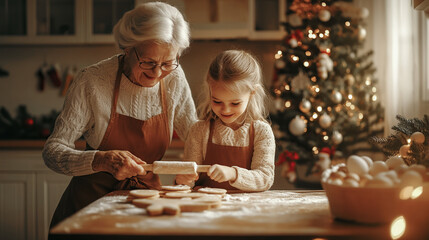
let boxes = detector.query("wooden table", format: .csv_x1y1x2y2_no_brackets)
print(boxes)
50,190,396,239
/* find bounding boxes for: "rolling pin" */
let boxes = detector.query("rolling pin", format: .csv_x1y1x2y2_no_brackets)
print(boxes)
141,161,211,174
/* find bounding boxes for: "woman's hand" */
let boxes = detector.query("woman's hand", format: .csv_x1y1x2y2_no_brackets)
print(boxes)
208,164,237,183
92,150,146,180
175,173,199,186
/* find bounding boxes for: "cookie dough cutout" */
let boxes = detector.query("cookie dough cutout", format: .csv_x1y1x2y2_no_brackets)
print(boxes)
126,189,160,202
159,189,192,197
129,189,160,198
164,192,208,199
133,197,219,216
161,185,191,191
197,187,227,195
194,195,223,208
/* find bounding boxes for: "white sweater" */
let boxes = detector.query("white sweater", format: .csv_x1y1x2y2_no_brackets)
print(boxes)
184,119,276,191
43,55,197,176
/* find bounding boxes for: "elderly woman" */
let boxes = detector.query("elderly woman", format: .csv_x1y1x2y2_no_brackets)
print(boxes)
43,2,197,227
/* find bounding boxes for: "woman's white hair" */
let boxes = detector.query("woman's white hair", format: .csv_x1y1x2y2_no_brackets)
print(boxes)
113,2,190,54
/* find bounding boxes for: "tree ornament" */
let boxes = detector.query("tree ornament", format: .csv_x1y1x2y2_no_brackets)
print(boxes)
314,152,331,172
288,13,302,27
317,53,333,80
288,38,298,48
274,98,283,110
299,99,311,113
399,145,410,157
318,9,331,22
319,113,332,129
345,74,355,85
332,130,343,145
289,116,306,136
291,71,310,93
411,132,425,144
360,8,370,19
275,59,286,69
331,90,342,104
358,27,367,40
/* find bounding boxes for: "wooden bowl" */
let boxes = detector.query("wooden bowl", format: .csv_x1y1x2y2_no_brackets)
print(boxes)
322,181,404,224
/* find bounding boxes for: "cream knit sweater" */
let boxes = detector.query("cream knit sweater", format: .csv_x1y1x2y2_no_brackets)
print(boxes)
43,55,197,176
184,119,276,191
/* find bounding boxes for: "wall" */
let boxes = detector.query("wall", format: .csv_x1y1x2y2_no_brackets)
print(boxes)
0,40,279,116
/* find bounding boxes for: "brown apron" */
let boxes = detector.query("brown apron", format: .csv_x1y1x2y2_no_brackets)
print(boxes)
195,120,254,190
49,56,170,228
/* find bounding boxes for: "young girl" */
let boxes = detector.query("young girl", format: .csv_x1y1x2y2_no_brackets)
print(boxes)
175,50,275,191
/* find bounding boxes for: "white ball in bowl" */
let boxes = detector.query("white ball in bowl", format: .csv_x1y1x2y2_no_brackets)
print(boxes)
385,156,405,169
369,161,388,176
400,170,423,187
347,155,369,175
366,175,394,188
408,164,426,175
360,156,373,168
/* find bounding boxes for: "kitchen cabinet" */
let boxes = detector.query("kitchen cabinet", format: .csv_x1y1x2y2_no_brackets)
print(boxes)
0,0,285,45
0,173,36,240
0,150,70,240
146,0,286,40
0,0,134,45
0,139,184,240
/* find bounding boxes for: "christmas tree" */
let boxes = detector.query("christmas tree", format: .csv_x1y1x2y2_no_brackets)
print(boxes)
371,115,429,168
271,0,384,185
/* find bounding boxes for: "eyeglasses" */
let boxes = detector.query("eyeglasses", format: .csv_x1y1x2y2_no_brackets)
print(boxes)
133,47,179,71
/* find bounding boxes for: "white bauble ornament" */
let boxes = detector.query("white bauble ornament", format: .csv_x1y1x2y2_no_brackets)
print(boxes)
360,8,369,19
299,99,311,113
318,9,331,22
275,59,286,69
345,74,355,85
358,27,367,40
288,13,302,27
289,116,306,136
274,98,283,110
318,69,328,80
288,38,298,48
332,130,343,145
411,132,425,144
291,71,310,93
319,113,332,129
319,53,334,71
331,90,342,104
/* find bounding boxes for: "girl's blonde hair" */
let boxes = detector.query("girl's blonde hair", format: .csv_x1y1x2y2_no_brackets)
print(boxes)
198,50,269,123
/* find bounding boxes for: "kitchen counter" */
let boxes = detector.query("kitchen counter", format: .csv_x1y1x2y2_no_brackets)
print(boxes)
50,190,395,239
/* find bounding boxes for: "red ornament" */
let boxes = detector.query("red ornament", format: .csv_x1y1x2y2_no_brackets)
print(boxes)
321,146,335,158
41,128,51,138
25,118,34,126
276,150,300,169
286,29,304,44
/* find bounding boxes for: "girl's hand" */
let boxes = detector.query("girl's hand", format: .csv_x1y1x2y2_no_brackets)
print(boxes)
208,164,237,183
175,173,199,186
92,150,146,180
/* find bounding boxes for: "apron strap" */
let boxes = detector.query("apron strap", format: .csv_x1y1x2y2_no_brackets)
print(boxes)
111,56,123,119
249,121,254,149
159,79,170,140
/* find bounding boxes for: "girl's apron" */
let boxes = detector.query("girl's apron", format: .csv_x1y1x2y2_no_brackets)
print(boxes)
49,56,170,228
195,120,254,190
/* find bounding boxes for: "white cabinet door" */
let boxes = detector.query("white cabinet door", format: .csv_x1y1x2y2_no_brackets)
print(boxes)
36,172,71,240
0,173,36,240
